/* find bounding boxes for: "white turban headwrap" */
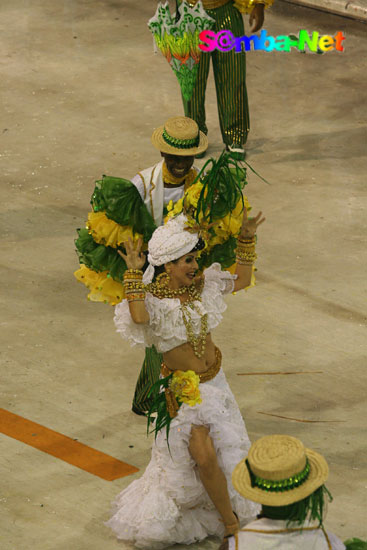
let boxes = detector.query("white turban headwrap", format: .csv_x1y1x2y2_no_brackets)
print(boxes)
143,214,199,284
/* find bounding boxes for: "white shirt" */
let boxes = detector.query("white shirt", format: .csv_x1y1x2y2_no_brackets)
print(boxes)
130,160,198,226
114,263,236,353
227,518,345,550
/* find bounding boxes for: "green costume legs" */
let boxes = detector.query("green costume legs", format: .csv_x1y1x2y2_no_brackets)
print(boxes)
182,46,210,137
183,1,250,147
132,346,162,416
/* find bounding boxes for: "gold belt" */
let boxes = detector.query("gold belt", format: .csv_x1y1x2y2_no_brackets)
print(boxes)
187,0,230,9
161,346,222,383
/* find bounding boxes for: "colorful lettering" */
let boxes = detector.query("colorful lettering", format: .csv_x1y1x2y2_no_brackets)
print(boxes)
234,35,252,53
318,35,334,52
274,36,291,52
216,30,235,52
334,31,346,51
198,30,218,52
298,30,319,52
256,29,276,52
198,29,345,54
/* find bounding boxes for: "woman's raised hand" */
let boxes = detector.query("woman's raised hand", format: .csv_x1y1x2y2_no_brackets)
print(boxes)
118,237,145,270
240,209,266,238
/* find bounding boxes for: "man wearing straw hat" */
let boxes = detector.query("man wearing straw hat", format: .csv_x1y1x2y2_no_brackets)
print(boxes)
131,116,208,228
129,115,208,414
221,434,346,549
75,116,208,416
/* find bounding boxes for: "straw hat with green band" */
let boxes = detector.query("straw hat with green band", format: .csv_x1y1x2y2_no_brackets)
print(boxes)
151,116,208,156
232,435,329,507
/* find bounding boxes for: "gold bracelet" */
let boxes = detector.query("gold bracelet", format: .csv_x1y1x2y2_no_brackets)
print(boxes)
236,259,255,266
236,245,256,255
236,251,257,263
238,234,256,244
126,292,146,302
236,252,257,262
236,243,256,255
123,269,143,280
124,280,145,287
237,246,255,254
124,282,145,293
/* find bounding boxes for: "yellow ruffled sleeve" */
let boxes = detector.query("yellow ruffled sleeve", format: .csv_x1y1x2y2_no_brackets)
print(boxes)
74,265,125,305
86,211,143,248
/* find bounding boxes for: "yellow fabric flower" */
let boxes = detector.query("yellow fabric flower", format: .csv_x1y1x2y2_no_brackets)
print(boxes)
209,194,251,245
170,370,202,407
165,197,184,222
184,181,204,209
87,211,143,248
74,265,125,305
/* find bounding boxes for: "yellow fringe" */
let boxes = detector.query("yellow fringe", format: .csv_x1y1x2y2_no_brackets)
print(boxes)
74,265,125,305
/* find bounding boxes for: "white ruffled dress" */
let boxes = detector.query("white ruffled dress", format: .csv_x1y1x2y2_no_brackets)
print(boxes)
107,263,260,549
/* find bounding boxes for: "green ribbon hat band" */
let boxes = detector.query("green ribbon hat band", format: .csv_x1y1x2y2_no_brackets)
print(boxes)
246,458,311,493
162,128,200,149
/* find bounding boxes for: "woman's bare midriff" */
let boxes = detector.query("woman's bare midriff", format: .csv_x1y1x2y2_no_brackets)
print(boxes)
162,333,217,374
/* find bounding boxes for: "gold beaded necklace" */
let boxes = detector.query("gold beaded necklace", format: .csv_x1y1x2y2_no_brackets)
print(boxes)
181,303,208,359
146,275,207,358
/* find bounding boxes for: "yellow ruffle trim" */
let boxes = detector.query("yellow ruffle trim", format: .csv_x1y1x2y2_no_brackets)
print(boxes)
233,0,273,14
74,264,125,305
86,211,143,248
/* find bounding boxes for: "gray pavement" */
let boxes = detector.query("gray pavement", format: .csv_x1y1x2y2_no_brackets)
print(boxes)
281,0,367,22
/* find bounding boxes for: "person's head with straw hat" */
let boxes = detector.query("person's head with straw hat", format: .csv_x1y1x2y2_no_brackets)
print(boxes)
219,434,348,550
152,116,208,180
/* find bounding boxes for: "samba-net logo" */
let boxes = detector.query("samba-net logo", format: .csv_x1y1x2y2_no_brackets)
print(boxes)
199,29,345,53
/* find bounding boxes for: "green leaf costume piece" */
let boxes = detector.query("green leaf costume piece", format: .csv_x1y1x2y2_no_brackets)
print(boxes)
75,228,127,282
195,151,247,223
199,236,238,270
92,176,156,243
148,1,214,101
344,539,367,550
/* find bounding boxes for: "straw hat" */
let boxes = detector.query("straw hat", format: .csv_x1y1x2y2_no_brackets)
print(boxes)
232,435,329,507
151,116,208,156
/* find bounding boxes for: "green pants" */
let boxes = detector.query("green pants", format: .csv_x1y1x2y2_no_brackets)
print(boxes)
182,1,249,146
132,346,162,416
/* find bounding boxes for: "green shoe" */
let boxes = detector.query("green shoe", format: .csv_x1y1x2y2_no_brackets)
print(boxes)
226,144,246,161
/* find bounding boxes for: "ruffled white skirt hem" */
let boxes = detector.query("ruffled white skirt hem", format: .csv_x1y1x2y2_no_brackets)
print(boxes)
106,368,260,549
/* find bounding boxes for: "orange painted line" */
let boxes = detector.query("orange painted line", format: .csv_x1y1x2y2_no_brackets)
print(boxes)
0,408,139,481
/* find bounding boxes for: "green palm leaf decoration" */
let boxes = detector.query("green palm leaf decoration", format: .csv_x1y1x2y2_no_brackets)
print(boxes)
148,1,214,100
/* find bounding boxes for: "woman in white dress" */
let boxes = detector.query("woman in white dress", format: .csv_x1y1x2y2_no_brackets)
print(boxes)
106,208,265,549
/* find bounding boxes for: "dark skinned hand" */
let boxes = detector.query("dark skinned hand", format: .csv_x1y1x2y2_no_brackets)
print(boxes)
249,4,265,32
